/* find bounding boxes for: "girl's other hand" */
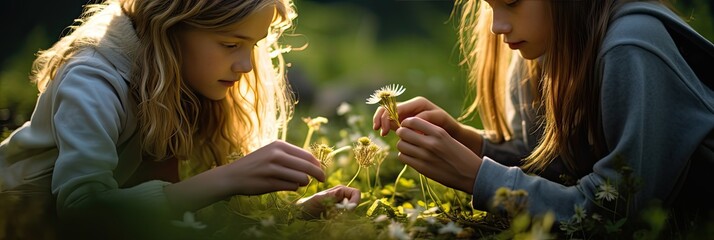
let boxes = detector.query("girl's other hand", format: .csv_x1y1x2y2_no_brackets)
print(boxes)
395,117,482,194
372,97,461,138
296,185,361,218
225,140,326,195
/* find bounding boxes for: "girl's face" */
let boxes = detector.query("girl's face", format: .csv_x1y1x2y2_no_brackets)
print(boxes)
484,0,552,59
178,6,275,100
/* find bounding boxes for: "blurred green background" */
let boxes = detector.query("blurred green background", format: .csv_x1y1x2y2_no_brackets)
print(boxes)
1,0,713,133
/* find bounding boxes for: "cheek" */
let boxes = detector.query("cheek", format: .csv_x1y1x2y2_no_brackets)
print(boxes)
185,50,222,77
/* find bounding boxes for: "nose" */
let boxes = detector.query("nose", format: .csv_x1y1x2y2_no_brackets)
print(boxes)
231,51,254,74
490,8,512,35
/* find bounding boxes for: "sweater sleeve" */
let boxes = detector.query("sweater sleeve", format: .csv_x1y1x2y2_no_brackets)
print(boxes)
472,43,714,222
49,56,174,225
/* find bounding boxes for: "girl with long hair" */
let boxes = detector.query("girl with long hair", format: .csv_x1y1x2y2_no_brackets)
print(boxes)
374,0,714,232
0,0,359,237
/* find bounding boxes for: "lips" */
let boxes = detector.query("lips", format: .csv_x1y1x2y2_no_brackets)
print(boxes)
506,41,525,50
219,80,237,87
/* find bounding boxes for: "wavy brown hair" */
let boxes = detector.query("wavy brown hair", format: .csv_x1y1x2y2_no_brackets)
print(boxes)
455,0,672,174
30,0,297,170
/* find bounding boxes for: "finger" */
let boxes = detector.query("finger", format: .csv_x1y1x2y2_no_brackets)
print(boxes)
345,187,361,203
269,178,303,192
328,186,360,205
279,157,326,182
274,140,322,167
271,141,327,182
276,167,312,186
400,117,444,137
380,111,392,136
372,106,386,130
397,152,429,177
395,138,434,162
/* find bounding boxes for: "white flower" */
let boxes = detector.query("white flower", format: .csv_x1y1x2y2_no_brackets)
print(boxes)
374,214,389,223
388,221,410,240
423,206,440,215
260,216,275,227
303,116,328,130
438,221,463,235
404,206,424,223
171,211,206,230
366,84,406,104
425,216,437,225
573,205,587,223
337,102,352,116
595,181,619,202
244,226,264,237
335,198,356,210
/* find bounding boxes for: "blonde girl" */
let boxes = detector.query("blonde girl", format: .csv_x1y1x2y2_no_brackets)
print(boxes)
374,0,714,228
0,0,359,237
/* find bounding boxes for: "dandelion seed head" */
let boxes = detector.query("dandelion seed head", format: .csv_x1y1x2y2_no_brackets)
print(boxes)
353,137,381,167
309,143,334,169
358,137,372,146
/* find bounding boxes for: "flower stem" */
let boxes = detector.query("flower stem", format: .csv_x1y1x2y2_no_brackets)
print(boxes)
390,164,409,203
346,166,361,187
303,128,315,149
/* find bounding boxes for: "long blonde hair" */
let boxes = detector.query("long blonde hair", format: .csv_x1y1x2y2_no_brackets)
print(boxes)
456,0,671,174
31,0,296,169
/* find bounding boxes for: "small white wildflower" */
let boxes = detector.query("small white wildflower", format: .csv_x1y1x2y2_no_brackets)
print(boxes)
595,181,619,202
366,84,406,128
404,206,424,223
366,84,406,105
303,116,329,130
423,206,440,215
337,102,352,116
335,198,356,211
347,115,363,126
388,221,410,240
438,221,463,235
245,225,264,237
573,205,587,223
374,214,389,223
260,216,275,227
171,211,206,230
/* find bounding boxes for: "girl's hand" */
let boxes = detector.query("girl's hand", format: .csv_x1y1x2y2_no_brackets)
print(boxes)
395,117,482,194
373,97,461,138
296,185,361,218
224,140,326,195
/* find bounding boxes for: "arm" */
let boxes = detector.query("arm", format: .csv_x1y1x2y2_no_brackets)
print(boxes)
475,44,714,221
396,44,714,222
164,140,326,212
50,58,176,226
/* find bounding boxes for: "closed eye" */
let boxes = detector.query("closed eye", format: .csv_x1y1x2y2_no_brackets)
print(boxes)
222,43,239,49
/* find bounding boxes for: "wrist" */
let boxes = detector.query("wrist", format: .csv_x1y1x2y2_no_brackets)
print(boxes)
455,124,484,156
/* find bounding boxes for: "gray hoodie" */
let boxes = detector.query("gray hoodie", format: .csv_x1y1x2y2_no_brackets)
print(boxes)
474,2,714,222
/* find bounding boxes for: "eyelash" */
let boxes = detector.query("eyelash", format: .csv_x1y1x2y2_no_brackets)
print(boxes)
222,43,259,49
222,43,239,49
